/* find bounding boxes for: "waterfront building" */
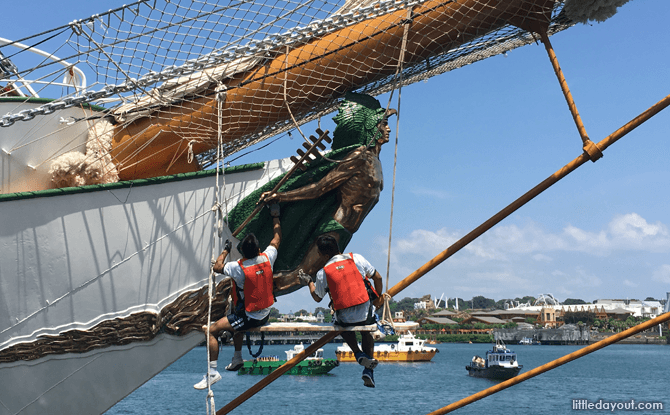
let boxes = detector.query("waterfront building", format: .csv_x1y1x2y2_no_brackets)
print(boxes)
503,294,657,320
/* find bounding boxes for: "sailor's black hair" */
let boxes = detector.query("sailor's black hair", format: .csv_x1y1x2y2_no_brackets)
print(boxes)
316,234,340,257
240,233,260,258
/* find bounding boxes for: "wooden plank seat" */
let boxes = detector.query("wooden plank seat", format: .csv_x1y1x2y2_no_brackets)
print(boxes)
246,322,377,332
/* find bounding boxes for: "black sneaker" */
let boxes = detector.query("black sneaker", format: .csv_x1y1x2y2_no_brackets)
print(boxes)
362,368,375,388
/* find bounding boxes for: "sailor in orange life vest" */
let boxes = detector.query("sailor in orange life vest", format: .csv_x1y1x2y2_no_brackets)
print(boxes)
194,204,281,390
299,234,384,388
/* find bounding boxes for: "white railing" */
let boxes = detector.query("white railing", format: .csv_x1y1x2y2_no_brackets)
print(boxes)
0,37,87,97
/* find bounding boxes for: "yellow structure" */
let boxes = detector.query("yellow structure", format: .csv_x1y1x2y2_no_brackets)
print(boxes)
539,307,558,328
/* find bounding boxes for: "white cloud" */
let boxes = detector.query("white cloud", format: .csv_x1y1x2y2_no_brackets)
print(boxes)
609,213,667,239
558,213,670,254
381,213,668,301
390,213,670,263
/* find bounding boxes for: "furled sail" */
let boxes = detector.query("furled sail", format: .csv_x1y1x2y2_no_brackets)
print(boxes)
1,0,591,191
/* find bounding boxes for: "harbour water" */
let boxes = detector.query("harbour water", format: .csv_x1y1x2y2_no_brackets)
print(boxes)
105,342,669,414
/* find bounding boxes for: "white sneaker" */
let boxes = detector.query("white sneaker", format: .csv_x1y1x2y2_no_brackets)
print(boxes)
225,356,244,371
193,371,222,390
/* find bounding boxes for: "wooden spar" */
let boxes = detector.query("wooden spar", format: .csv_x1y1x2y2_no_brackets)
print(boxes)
386,92,670,300
216,331,342,415
231,129,331,238
110,0,555,180
428,311,670,414
538,30,603,161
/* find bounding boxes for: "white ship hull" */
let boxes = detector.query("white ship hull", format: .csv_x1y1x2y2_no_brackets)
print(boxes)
0,157,293,414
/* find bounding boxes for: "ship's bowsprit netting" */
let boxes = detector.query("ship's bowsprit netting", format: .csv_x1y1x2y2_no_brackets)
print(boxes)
1,0,574,181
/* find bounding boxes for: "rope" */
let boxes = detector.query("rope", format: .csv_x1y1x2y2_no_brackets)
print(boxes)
188,140,197,164
283,45,309,145
280,45,359,166
380,8,411,329
381,293,396,333
204,81,228,415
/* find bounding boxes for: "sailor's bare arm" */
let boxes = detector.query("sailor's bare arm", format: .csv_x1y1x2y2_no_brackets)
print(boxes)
371,270,384,308
269,216,281,249
213,248,230,273
306,281,323,303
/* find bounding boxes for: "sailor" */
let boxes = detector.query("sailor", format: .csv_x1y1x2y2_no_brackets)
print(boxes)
194,204,281,390
300,234,383,388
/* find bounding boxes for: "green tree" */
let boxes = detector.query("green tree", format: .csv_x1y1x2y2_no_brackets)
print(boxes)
471,296,495,309
563,311,595,326
495,299,512,309
268,307,281,318
396,297,422,312
448,298,468,310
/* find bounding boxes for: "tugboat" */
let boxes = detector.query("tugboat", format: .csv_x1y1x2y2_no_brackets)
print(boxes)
238,343,339,376
336,331,438,363
466,340,522,380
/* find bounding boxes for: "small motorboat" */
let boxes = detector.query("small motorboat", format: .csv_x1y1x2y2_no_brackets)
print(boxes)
466,340,523,380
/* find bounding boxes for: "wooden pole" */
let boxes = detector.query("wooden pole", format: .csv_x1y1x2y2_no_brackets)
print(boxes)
216,330,342,414
539,32,591,146
387,92,670,299
427,311,670,415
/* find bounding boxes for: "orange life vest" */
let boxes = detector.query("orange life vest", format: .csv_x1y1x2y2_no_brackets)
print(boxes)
323,253,372,310
231,253,274,312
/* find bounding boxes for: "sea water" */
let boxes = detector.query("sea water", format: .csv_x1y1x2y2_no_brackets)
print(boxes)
105,342,669,414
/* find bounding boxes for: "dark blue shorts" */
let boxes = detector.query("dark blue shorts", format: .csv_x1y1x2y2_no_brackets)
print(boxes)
227,310,269,332
335,308,377,327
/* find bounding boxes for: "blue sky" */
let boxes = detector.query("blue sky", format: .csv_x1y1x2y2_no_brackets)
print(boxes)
5,1,669,313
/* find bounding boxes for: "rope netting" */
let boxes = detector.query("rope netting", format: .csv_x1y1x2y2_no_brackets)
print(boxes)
1,0,576,191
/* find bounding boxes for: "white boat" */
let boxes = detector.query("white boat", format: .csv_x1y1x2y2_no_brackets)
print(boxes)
285,343,325,361
336,331,438,362
518,337,541,345
466,340,523,380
